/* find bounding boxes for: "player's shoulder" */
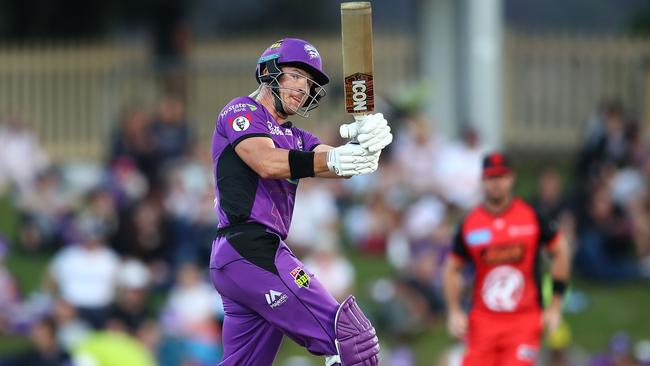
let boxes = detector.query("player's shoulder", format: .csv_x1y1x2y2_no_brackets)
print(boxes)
512,197,539,216
218,96,263,120
462,205,483,225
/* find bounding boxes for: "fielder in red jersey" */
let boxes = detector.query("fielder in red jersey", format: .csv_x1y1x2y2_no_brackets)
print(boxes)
443,152,571,366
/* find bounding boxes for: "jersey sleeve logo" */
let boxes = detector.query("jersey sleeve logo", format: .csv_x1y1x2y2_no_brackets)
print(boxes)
481,265,524,312
290,266,311,288
230,115,251,132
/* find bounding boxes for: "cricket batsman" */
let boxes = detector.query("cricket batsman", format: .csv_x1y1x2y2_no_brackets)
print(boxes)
209,38,392,365
443,152,571,366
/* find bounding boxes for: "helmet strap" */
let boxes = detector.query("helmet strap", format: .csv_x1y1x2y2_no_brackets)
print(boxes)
259,59,287,116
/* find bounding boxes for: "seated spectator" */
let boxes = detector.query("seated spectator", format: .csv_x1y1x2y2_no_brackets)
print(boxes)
530,167,577,253
163,147,218,266
344,191,399,255
159,262,223,366
577,99,630,184
0,114,49,195
431,125,485,210
370,278,434,339
107,259,153,335
17,168,72,252
80,187,120,249
46,214,120,328
108,158,149,210
627,156,650,276
286,179,339,257
109,104,154,173
303,243,355,302
114,195,174,286
393,114,448,197
588,332,639,366
0,238,21,333
575,183,638,281
147,94,193,188
52,298,91,354
3,316,71,366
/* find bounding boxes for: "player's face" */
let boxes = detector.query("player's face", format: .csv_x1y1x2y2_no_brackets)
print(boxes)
482,173,515,204
277,66,313,114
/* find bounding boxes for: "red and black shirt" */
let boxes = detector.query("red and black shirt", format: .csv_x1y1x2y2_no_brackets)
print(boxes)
452,198,560,314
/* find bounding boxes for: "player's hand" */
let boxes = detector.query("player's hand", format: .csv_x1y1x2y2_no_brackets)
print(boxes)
327,143,379,176
447,309,468,339
543,299,563,334
339,113,393,153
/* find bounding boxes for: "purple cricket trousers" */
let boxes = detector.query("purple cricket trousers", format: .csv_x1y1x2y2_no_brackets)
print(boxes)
209,225,339,365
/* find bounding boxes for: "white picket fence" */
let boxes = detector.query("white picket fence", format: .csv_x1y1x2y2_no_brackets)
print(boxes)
0,36,416,161
502,32,650,150
0,32,648,160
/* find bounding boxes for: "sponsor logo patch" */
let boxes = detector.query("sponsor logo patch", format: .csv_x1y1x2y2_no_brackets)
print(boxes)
267,121,286,136
304,44,320,59
290,266,310,288
231,115,250,131
481,265,524,312
466,228,492,246
265,290,288,308
220,103,257,117
480,243,525,264
508,224,537,237
517,344,538,361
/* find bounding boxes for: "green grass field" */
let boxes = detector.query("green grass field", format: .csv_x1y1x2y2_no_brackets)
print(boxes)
4,244,649,364
274,252,650,365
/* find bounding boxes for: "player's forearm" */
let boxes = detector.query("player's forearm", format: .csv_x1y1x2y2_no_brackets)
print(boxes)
443,261,464,313
253,148,292,179
257,148,332,179
549,235,571,307
550,235,571,282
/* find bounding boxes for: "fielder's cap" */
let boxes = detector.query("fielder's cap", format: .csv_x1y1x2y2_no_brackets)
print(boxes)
482,151,513,178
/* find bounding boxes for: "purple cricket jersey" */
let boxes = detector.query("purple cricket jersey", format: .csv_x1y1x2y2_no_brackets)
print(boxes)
211,96,321,239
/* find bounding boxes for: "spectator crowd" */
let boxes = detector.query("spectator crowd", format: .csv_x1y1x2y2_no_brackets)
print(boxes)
0,96,648,365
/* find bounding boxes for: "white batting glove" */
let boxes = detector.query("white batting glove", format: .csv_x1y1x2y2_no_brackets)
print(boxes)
327,144,380,177
339,113,393,153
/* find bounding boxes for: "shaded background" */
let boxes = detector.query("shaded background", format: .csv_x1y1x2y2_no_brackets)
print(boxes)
0,0,649,365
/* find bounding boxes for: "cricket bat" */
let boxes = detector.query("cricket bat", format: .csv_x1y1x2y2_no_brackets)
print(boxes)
341,1,374,118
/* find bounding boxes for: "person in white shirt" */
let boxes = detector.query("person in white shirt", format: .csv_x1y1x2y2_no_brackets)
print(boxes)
47,214,120,328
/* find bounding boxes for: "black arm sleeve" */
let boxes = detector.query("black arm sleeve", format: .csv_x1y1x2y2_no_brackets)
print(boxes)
534,208,560,247
451,222,471,262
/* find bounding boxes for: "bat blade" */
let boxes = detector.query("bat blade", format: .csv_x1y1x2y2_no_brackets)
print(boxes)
341,1,374,115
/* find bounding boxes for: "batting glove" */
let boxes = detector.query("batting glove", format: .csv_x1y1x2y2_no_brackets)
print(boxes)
339,113,393,153
327,144,380,177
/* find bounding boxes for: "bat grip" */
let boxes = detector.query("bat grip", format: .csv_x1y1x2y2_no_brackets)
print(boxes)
340,114,368,143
